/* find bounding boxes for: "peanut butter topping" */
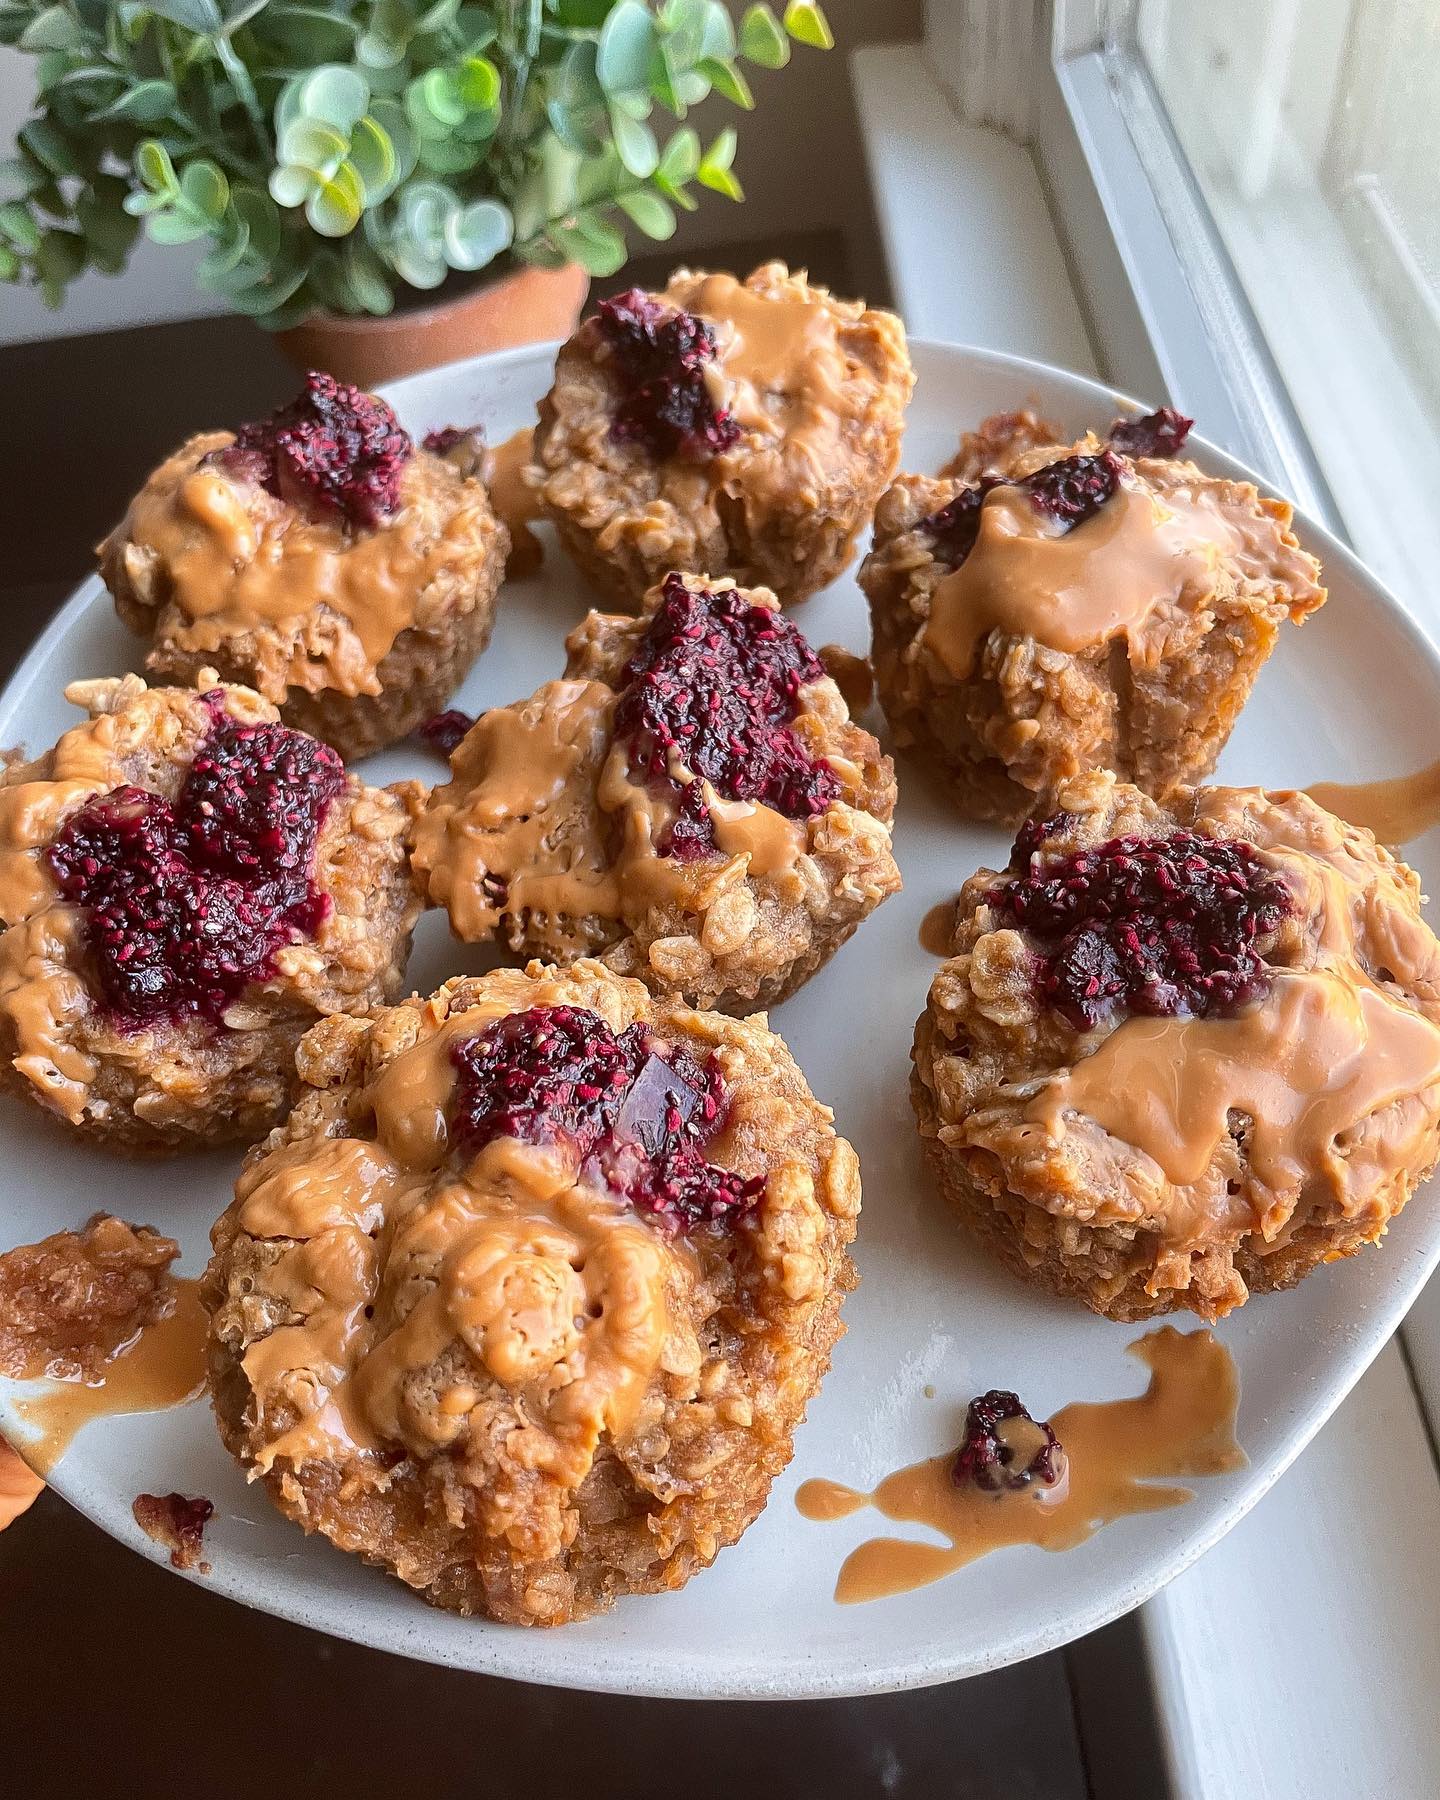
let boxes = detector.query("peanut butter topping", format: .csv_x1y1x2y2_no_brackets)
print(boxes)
923,474,1320,679
0,909,97,1122
1029,969,1440,1217
704,787,806,875
684,271,855,486
797,1327,1243,1603
230,1004,699,1490
412,676,814,946
1197,784,1440,993
1306,758,1440,846
411,680,627,944
0,700,148,923
120,444,490,698
0,780,99,921
1014,785,1440,1254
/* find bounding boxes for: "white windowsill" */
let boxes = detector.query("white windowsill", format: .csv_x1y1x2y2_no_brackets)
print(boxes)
851,43,1093,372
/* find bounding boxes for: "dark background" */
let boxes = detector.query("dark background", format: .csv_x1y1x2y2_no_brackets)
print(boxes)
0,233,1167,1800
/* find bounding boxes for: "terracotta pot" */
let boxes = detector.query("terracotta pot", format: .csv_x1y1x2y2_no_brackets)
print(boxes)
273,260,590,388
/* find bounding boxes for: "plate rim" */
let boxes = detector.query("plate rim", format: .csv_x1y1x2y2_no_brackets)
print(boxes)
5,334,1440,1698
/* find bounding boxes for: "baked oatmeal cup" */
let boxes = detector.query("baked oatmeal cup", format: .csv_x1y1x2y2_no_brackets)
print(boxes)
0,673,420,1153
100,373,508,761
913,770,1440,1321
203,960,861,1625
861,407,1326,822
533,262,913,609
412,572,901,1012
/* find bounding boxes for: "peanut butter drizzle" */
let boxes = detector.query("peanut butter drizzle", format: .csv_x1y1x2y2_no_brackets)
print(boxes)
1306,759,1440,845
0,1439,43,1530
919,899,957,957
688,272,852,481
704,788,805,875
0,704,143,924
9,1280,207,1477
796,1327,1242,1604
483,427,543,575
1029,969,1440,1208
923,476,1317,680
234,1002,694,1489
124,457,473,698
412,680,628,942
413,678,811,943
0,909,98,1122
0,707,132,1120
0,779,97,921
1011,785,1440,1254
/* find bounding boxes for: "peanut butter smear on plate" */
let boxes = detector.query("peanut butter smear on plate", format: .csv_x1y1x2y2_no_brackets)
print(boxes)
0,1214,206,1476
1306,757,1440,845
796,1327,1243,1603
918,899,958,957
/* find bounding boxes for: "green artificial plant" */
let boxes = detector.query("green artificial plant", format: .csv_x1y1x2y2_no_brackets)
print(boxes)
0,0,832,326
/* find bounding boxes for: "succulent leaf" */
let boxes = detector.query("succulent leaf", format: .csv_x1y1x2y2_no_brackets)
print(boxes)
0,0,833,315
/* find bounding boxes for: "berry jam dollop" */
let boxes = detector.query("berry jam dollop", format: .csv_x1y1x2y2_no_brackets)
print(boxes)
48,706,345,1028
615,573,840,860
921,451,1124,570
918,476,1005,569
218,372,412,529
990,819,1292,1031
953,1391,1066,1494
450,1004,763,1233
1020,449,1124,531
595,290,741,462
1108,406,1193,459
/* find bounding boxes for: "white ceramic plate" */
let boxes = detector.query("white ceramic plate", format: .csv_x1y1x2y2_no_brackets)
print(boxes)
4,340,1439,1699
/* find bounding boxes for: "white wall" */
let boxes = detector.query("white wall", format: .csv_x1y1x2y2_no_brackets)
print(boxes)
0,0,918,344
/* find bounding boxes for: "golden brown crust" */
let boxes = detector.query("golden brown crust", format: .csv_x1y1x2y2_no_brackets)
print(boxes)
411,576,902,1014
918,1132,1387,1322
860,418,1326,822
912,771,1440,1321
533,262,913,609
203,960,861,1625
101,433,507,761
143,589,499,765
0,673,421,1153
